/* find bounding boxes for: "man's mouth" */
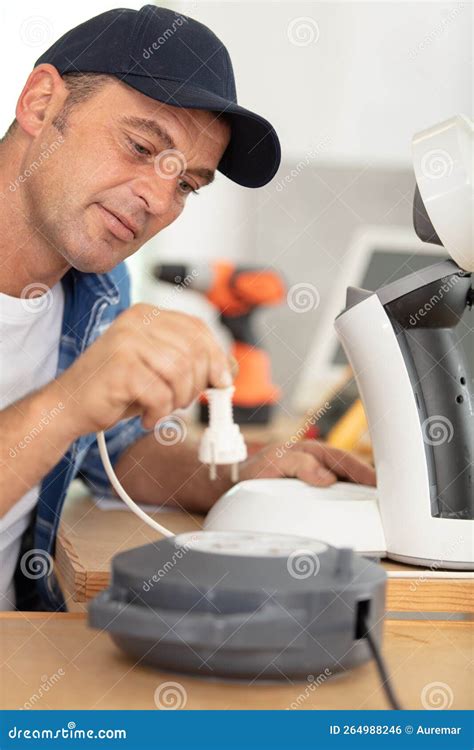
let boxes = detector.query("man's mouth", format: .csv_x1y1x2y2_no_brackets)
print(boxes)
96,203,138,241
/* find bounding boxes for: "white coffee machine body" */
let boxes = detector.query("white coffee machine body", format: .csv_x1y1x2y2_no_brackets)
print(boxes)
335,261,473,569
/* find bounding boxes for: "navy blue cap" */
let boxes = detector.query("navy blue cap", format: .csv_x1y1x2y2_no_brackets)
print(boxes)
34,5,281,188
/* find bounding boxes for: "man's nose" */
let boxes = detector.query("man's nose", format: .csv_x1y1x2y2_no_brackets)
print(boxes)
133,173,178,218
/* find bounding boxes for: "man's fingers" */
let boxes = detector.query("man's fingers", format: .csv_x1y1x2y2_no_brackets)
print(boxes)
139,343,196,408
136,312,232,403
187,318,232,388
280,451,338,487
125,363,174,429
299,441,376,486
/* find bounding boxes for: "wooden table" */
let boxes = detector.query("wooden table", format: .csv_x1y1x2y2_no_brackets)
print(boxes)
55,494,474,616
1,613,472,710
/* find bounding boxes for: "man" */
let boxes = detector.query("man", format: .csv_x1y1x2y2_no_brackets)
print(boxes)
0,6,375,612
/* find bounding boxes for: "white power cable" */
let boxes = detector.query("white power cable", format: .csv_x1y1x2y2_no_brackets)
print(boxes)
96,388,247,535
96,430,173,537
97,429,473,579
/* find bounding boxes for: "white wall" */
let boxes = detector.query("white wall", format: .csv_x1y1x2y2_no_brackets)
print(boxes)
140,0,472,280
2,1,471,282
174,1,471,164
1,1,143,133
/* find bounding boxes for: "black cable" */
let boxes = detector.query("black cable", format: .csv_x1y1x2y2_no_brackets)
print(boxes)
363,617,403,710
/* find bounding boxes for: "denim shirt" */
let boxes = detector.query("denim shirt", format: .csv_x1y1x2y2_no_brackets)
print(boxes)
14,262,149,611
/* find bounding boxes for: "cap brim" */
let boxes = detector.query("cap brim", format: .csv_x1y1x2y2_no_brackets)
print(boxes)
117,73,281,188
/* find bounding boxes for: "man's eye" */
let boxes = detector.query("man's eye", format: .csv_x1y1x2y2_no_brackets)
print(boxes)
133,142,152,156
178,179,199,196
127,137,152,157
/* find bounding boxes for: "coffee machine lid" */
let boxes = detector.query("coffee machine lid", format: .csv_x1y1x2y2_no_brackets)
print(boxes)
412,114,473,272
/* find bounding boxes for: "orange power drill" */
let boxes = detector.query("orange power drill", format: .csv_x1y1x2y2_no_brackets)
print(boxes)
153,260,286,424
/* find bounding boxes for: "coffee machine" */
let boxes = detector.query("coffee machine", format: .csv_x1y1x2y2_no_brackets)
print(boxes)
205,115,473,570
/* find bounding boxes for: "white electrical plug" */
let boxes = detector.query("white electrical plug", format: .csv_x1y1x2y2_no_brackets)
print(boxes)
198,386,247,482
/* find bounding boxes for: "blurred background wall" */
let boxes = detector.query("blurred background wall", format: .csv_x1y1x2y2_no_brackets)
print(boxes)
2,0,471,412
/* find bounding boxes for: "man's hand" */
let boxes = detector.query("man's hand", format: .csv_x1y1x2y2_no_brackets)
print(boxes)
114,434,376,516
239,440,376,487
1,303,231,517
54,304,232,437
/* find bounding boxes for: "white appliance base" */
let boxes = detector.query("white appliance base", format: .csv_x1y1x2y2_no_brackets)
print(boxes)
205,478,474,570
387,552,474,571
204,478,387,556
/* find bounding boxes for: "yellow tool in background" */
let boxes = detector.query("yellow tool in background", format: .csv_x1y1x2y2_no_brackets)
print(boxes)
296,369,373,461
326,398,371,458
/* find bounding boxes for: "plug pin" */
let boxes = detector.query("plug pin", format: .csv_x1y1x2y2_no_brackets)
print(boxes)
199,387,247,483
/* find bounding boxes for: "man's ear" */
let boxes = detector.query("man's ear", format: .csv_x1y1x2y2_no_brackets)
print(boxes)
15,64,66,138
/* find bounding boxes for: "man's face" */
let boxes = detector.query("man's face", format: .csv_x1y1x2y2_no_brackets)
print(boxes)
20,78,231,273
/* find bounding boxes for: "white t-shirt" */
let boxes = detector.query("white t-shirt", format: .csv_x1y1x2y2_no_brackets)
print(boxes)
0,283,64,610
